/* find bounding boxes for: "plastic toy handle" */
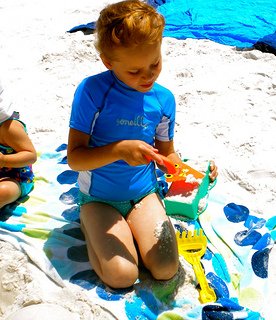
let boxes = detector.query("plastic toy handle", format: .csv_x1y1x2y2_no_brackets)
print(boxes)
180,162,205,179
145,153,176,174
158,154,177,174
191,256,217,304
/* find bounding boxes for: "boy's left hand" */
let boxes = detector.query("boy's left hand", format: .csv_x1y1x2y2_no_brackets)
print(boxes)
209,160,218,181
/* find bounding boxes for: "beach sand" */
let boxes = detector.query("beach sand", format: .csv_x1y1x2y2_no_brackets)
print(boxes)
0,0,275,319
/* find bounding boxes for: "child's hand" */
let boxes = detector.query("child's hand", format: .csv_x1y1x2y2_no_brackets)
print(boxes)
118,140,163,166
209,160,218,181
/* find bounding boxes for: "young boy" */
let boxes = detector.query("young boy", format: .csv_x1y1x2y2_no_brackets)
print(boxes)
68,0,218,289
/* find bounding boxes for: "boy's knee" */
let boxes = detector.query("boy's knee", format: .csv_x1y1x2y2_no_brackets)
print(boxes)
102,260,139,289
150,258,179,281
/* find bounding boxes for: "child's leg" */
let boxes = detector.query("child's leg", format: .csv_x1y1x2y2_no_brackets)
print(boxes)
0,179,21,209
80,201,139,289
127,192,179,280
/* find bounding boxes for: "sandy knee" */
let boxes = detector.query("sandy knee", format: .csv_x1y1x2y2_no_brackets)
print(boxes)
150,258,179,280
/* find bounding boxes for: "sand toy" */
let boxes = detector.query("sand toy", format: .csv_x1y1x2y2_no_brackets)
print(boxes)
164,160,211,220
176,229,217,304
146,152,212,219
144,153,176,174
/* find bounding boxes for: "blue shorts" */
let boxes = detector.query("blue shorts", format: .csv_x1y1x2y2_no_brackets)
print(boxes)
79,186,159,217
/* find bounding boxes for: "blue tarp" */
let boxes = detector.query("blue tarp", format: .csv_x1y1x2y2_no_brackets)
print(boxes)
157,0,276,49
68,0,276,54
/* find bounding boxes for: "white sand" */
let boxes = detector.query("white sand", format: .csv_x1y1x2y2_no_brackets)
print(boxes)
0,0,275,319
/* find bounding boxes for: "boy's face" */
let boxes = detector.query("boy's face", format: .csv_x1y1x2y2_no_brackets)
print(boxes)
101,42,162,93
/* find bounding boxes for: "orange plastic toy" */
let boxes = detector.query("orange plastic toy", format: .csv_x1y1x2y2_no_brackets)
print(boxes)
165,162,205,183
164,160,211,219
144,153,176,174
165,162,205,196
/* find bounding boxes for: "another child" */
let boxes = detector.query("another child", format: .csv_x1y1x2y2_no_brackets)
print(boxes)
0,82,37,210
68,0,218,289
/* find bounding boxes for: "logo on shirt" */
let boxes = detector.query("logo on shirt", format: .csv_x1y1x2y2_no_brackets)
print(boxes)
116,116,147,128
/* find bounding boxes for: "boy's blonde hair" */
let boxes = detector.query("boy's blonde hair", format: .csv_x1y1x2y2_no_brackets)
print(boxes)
95,0,165,58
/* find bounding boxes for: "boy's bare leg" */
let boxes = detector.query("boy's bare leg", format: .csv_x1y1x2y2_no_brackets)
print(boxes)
80,202,139,288
127,192,179,280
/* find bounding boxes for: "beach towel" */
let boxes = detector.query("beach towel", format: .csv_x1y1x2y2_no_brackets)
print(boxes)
67,0,276,55
0,145,275,319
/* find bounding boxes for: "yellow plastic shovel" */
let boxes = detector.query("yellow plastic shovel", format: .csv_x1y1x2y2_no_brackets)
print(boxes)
176,229,217,304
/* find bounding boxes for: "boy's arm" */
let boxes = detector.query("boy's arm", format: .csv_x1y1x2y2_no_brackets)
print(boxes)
154,139,182,163
67,128,164,171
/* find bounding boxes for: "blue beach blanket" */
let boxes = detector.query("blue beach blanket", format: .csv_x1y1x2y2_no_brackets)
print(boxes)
156,0,276,49
68,0,276,54
0,145,275,319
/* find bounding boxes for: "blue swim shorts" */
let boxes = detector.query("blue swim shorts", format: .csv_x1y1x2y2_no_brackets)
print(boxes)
79,185,159,218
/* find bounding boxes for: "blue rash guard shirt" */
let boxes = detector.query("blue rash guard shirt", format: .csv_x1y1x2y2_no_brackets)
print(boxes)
69,70,176,201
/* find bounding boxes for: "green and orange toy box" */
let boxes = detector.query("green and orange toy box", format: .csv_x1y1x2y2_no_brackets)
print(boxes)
163,160,211,220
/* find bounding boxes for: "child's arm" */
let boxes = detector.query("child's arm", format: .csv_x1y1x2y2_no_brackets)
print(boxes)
154,139,181,162
0,120,37,168
67,128,167,171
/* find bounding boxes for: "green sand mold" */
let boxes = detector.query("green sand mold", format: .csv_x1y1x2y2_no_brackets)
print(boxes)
164,162,211,220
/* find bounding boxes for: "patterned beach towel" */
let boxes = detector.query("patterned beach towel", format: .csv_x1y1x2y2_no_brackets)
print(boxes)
0,144,275,319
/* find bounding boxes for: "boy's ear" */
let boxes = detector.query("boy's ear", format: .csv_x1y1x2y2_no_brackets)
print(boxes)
100,54,113,70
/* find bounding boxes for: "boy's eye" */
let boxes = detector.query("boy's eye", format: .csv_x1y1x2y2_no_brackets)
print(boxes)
128,70,139,75
153,61,160,68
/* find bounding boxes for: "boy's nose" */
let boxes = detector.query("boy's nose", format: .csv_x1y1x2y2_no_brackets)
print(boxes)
143,69,154,80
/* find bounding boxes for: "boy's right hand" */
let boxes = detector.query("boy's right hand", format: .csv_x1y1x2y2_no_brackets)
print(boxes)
117,140,164,167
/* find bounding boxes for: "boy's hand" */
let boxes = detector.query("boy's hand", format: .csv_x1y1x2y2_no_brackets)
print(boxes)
209,160,218,181
118,140,163,166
